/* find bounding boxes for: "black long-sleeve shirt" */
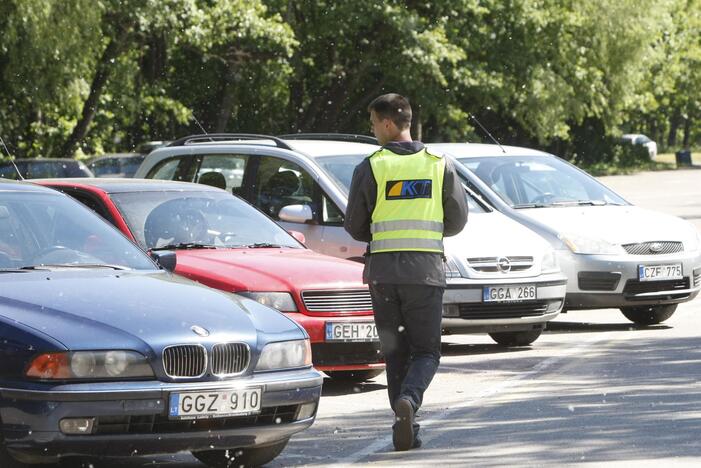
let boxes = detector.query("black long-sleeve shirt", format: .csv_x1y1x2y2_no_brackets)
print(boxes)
344,141,468,286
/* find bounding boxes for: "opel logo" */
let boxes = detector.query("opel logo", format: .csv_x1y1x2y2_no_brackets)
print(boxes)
496,257,511,273
649,242,663,253
191,325,210,337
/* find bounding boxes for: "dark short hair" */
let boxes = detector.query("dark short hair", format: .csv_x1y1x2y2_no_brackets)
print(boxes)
368,93,412,130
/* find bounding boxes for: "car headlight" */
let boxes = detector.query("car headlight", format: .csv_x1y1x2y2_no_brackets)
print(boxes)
255,339,311,371
26,351,154,380
559,233,625,255
443,257,462,278
238,292,298,312
541,250,559,273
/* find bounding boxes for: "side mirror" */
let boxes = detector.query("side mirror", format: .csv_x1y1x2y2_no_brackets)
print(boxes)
150,250,177,272
288,230,306,245
278,204,313,223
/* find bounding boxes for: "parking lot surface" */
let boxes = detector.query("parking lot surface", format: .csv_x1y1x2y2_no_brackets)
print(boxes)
81,169,701,466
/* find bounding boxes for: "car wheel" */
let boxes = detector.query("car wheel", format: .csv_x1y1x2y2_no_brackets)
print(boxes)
489,329,543,346
620,304,677,325
192,438,289,468
327,369,384,381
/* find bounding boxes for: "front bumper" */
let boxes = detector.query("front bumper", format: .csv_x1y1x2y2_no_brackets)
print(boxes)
558,249,701,309
287,312,384,371
441,273,567,332
0,368,322,463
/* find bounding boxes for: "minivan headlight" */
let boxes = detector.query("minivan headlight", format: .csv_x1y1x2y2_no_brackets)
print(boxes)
238,292,298,312
559,233,625,255
541,250,559,273
26,351,154,380
255,339,311,371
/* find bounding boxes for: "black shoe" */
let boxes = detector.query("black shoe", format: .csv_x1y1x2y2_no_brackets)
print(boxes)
393,397,415,451
412,436,422,449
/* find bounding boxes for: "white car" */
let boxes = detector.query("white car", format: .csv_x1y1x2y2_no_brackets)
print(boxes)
621,134,657,159
431,143,701,325
135,134,567,346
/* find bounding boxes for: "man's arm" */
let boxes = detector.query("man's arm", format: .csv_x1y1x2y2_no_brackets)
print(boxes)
442,158,468,236
344,159,376,242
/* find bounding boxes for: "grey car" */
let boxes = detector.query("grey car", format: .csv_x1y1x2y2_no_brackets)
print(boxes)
430,142,701,325
135,134,567,346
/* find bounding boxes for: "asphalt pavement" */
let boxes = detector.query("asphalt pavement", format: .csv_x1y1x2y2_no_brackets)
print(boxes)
77,168,701,467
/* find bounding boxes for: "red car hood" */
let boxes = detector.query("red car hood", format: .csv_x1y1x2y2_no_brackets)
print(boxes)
174,248,366,293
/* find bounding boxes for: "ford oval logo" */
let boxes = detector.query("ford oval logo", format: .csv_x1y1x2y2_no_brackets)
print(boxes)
191,325,210,337
649,242,663,253
496,257,511,273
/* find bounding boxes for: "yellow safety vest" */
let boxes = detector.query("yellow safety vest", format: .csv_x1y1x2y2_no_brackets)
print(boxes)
369,148,445,254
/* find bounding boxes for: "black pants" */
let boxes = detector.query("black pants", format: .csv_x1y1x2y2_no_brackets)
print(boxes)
369,283,443,415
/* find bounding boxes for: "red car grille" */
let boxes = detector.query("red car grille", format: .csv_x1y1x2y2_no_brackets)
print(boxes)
301,289,373,312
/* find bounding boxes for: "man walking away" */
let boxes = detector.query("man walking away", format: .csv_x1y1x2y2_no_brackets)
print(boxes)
344,93,468,451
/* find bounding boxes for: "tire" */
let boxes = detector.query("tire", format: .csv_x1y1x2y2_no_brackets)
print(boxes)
620,304,677,325
192,438,289,468
327,369,384,381
489,329,543,346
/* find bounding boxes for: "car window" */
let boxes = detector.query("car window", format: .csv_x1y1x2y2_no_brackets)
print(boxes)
252,157,315,220
109,190,303,250
148,158,182,180
0,191,155,270
316,154,366,193
459,156,627,207
195,154,249,194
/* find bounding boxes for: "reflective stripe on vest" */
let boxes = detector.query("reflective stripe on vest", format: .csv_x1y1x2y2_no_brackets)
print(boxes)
370,238,444,252
369,147,445,254
370,220,444,234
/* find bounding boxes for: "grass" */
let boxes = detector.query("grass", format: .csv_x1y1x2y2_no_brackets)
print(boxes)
654,152,700,165
580,160,675,176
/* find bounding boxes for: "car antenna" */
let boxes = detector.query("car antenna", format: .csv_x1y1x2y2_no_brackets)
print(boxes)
191,114,215,142
469,113,507,154
0,135,24,180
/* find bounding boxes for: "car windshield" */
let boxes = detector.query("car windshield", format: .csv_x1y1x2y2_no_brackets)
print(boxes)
0,191,156,271
457,155,628,208
110,191,303,250
317,153,487,213
90,155,145,177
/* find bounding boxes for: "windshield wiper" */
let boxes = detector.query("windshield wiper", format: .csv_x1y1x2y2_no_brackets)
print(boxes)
550,200,620,207
513,203,550,209
17,264,130,271
150,243,217,251
244,243,284,248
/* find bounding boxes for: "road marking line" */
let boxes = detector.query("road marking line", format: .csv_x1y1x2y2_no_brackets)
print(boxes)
327,332,619,467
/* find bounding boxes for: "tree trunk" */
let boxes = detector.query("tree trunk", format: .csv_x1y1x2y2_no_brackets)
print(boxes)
682,116,691,148
667,108,681,148
412,105,422,141
60,33,129,158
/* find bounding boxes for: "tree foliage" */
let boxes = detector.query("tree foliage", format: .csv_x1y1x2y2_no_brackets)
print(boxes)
0,0,698,161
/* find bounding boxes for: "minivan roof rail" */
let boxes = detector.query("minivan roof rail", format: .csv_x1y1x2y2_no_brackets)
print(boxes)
167,133,294,150
279,133,379,145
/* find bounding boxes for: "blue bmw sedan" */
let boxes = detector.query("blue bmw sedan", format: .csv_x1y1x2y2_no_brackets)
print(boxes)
0,180,322,467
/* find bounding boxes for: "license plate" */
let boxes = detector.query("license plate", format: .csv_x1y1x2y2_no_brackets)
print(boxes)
483,284,537,302
638,263,683,282
169,388,262,420
325,322,379,342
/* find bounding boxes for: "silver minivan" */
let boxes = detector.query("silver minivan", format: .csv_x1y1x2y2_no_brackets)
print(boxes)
136,134,567,345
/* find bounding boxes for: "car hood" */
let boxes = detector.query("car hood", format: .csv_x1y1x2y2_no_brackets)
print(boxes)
520,205,699,247
0,270,301,351
445,211,551,258
174,248,366,292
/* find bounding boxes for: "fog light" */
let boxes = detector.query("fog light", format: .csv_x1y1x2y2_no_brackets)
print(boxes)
296,402,317,421
442,304,460,317
59,418,95,434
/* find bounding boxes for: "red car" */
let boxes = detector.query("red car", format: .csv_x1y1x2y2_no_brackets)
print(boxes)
35,179,383,381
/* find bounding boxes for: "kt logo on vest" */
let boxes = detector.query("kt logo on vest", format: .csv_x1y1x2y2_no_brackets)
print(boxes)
385,179,433,200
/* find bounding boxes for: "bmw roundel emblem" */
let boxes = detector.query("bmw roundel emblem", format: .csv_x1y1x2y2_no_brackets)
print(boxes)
191,325,210,337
